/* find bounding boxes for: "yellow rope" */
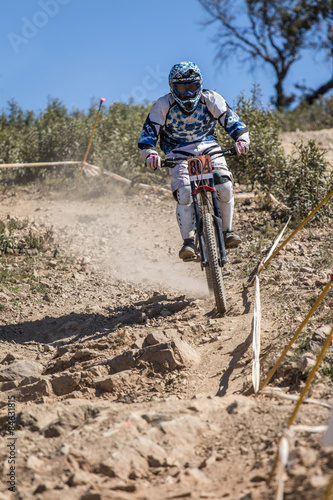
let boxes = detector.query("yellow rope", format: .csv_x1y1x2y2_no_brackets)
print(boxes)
78,98,105,180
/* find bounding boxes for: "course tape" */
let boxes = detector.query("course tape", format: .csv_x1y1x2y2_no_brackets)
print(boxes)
252,274,261,393
251,217,291,393
276,425,328,500
0,160,102,178
84,162,172,193
276,428,294,500
262,216,291,267
292,424,327,433
261,386,332,409
323,403,333,447
0,161,82,168
0,160,99,179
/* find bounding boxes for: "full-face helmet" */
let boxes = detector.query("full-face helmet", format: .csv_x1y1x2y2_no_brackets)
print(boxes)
169,62,203,113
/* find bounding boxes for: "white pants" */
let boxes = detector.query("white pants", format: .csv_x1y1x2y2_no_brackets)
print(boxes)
167,140,232,192
176,182,234,239
168,141,234,240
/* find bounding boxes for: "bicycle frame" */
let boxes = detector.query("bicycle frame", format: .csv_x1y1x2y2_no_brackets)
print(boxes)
189,160,227,268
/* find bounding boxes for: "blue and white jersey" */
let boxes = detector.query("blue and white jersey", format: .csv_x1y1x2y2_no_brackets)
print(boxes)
138,90,249,157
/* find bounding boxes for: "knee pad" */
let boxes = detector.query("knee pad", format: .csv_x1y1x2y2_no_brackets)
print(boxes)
215,180,233,203
174,185,192,205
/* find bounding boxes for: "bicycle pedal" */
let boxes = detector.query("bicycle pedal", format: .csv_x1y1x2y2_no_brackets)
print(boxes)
183,254,199,262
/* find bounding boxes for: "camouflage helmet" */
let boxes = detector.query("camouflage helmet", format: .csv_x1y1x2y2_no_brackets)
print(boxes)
169,61,203,113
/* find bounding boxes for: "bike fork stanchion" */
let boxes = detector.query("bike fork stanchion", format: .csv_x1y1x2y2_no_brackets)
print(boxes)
191,180,208,266
210,179,227,266
212,214,227,266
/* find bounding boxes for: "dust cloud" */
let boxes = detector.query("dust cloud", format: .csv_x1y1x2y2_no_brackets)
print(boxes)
46,193,209,298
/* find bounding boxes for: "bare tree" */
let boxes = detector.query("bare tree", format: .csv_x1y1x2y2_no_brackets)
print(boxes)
198,0,333,109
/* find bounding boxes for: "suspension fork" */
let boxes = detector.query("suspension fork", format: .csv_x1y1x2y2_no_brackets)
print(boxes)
191,179,208,266
209,178,227,267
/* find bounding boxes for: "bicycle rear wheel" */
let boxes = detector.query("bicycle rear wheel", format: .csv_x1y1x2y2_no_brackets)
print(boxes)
202,213,227,314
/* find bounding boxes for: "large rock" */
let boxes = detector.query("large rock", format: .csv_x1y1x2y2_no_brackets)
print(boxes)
0,360,44,382
1,352,24,364
312,325,332,344
51,372,81,396
137,338,200,372
96,371,138,393
17,400,102,436
297,354,316,372
133,436,167,467
17,404,62,432
99,449,148,480
0,380,18,392
142,332,170,347
9,378,53,402
44,405,94,437
106,338,200,374
107,351,137,373
26,455,46,471
159,415,206,444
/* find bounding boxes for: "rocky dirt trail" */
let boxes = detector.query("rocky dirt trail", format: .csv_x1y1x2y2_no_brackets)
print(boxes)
0,150,332,500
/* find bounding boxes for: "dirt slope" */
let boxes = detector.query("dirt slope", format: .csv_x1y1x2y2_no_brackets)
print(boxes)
280,127,333,167
0,132,332,500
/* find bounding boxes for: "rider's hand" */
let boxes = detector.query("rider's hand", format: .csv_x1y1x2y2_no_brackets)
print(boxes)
234,141,249,156
146,154,161,170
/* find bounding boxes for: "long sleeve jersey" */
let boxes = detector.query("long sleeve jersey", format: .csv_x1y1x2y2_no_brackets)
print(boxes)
138,89,249,158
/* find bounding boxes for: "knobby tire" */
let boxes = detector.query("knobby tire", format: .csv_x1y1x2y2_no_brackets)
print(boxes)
198,200,214,295
205,266,214,294
202,213,227,315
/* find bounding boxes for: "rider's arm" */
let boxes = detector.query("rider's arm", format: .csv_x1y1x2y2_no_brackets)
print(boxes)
203,90,250,149
138,94,171,161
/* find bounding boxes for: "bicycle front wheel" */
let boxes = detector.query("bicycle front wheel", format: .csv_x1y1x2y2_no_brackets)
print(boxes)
202,213,227,315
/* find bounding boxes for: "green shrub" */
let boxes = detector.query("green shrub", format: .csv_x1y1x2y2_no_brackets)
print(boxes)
219,86,286,191
0,234,16,253
284,140,332,224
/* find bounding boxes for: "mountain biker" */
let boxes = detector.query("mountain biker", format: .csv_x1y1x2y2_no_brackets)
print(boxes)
138,61,250,260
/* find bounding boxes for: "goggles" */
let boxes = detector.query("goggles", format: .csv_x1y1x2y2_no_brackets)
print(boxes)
173,81,201,97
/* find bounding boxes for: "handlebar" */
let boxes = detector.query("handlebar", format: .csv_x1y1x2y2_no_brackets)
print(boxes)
161,147,236,168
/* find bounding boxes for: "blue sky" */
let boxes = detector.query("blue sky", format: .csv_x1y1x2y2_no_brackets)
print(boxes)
0,0,332,114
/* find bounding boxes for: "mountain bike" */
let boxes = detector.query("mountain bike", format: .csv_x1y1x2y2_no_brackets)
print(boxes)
162,147,236,315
